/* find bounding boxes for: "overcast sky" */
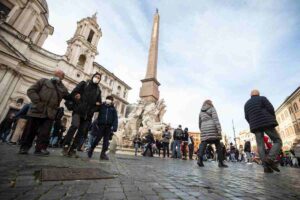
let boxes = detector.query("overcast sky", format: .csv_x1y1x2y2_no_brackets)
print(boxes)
43,0,300,141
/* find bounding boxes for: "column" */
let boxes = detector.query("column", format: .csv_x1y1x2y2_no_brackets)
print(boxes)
0,72,19,120
0,69,14,103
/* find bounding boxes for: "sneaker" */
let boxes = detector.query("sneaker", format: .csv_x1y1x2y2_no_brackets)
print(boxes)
34,149,50,156
100,153,109,160
18,148,29,154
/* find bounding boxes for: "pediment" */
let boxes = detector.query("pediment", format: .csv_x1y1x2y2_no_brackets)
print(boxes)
0,35,27,61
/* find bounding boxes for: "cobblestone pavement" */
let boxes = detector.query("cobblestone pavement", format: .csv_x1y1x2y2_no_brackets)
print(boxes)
0,143,300,200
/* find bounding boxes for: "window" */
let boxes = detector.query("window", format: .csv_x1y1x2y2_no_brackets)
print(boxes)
294,103,299,112
110,80,113,86
289,107,293,114
77,55,86,68
117,86,121,96
104,76,108,83
87,30,95,43
123,90,127,98
284,110,288,118
121,104,125,114
281,114,285,121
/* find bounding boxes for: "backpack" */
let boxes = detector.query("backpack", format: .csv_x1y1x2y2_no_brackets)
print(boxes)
64,81,100,111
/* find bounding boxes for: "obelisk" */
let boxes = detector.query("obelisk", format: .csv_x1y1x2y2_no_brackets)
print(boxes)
139,9,160,103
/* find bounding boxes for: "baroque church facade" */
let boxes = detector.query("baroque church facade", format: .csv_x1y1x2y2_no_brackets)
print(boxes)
0,0,131,125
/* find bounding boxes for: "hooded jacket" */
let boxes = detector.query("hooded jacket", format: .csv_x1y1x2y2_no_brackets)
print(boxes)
198,104,222,142
71,73,102,120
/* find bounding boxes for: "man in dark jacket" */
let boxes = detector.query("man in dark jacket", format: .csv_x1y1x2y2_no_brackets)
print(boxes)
244,89,282,173
19,70,69,155
87,96,118,160
143,129,155,157
162,127,171,158
63,72,102,157
182,127,189,160
172,125,183,159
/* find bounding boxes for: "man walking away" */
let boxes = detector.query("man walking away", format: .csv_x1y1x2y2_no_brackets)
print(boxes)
173,125,183,159
244,89,282,173
19,70,69,156
87,96,118,160
182,127,189,160
188,135,195,160
244,140,252,163
162,127,171,158
63,72,102,157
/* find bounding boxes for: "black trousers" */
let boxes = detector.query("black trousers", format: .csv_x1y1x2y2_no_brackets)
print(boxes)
188,144,194,159
63,113,90,150
20,117,53,151
143,143,153,156
198,140,223,162
162,142,170,157
90,123,111,154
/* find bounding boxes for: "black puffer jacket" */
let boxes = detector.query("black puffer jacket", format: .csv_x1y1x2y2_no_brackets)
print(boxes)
244,96,278,132
72,74,102,120
97,103,118,132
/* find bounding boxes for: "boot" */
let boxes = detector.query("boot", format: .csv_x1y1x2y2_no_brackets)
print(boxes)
61,146,69,156
264,167,274,173
87,148,93,158
100,152,109,160
68,149,79,158
218,160,228,168
19,147,29,155
34,149,50,156
264,158,280,172
197,157,204,167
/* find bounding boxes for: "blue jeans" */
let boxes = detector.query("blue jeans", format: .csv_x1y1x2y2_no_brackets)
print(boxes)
1,130,11,142
172,140,181,158
50,136,58,145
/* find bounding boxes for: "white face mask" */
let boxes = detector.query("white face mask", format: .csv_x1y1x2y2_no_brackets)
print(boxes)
92,77,100,84
105,99,112,104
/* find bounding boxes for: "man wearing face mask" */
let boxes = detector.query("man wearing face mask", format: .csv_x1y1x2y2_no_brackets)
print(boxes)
62,72,102,157
87,96,118,160
19,69,70,155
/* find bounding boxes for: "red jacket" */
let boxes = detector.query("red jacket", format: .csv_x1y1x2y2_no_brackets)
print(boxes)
264,136,272,150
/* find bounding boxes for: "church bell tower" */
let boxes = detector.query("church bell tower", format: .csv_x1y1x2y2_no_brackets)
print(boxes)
65,13,102,74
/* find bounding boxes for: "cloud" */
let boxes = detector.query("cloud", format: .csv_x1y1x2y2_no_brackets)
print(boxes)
44,0,300,141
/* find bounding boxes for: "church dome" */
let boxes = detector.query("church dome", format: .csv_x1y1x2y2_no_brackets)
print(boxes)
38,0,49,18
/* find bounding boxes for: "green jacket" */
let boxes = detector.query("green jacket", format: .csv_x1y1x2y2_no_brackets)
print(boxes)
27,78,69,120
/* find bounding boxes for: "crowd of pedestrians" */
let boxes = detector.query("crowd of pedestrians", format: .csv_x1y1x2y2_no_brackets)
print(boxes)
0,70,299,174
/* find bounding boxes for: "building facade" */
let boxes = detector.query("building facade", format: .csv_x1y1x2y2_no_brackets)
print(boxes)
276,86,300,151
0,0,131,127
236,130,257,153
